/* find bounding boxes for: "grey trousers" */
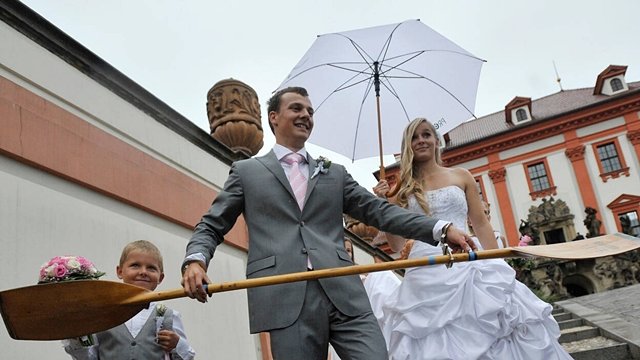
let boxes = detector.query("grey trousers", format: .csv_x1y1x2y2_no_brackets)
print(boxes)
269,279,388,360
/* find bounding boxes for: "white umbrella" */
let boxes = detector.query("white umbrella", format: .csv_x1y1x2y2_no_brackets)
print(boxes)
276,19,485,175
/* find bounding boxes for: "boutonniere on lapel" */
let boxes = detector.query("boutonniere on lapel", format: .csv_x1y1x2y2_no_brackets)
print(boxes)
311,156,332,179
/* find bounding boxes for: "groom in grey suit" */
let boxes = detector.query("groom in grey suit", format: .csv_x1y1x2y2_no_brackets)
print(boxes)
182,87,476,360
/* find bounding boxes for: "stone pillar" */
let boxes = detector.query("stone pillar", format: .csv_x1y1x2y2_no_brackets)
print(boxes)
488,166,518,246
628,129,640,160
565,144,603,234
564,128,606,234
207,79,264,156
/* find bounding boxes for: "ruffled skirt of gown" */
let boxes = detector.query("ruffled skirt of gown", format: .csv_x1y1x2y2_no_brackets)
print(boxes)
377,187,572,360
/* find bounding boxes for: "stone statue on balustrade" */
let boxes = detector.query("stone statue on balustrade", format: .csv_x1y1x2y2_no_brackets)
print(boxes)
583,207,602,238
518,219,539,245
619,214,632,235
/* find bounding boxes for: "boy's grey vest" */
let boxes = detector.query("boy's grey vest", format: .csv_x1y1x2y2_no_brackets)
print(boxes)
96,308,173,360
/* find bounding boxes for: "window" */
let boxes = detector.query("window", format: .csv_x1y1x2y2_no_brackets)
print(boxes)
515,108,528,122
592,138,629,182
596,143,622,173
527,163,550,192
523,159,557,200
611,78,623,92
607,194,640,235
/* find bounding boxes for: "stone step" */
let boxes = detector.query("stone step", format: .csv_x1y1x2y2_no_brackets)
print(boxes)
553,312,573,322
552,299,639,360
563,339,630,360
552,306,565,315
557,318,584,330
559,325,599,343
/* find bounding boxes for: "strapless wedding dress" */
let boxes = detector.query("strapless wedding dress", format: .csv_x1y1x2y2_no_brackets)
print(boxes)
378,186,571,360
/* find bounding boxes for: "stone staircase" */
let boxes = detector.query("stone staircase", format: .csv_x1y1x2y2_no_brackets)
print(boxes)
554,304,638,359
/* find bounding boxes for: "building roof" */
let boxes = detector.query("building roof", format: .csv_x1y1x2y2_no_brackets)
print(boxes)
445,80,640,149
0,1,244,165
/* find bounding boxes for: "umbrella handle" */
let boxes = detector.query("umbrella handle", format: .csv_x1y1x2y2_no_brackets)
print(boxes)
386,182,400,198
376,93,385,178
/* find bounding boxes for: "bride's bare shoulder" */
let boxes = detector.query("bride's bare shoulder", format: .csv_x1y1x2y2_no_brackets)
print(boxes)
447,166,472,178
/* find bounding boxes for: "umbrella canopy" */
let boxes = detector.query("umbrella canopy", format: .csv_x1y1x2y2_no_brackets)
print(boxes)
276,19,485,163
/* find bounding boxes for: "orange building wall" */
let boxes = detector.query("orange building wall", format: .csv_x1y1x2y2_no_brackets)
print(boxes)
0,75,249,250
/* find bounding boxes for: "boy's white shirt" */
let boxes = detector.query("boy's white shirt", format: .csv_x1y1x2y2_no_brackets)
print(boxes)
126,303,156,338
62,302,195,360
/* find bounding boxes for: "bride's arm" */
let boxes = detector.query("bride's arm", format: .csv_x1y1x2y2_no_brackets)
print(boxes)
374,231,407,253
460,169,498,250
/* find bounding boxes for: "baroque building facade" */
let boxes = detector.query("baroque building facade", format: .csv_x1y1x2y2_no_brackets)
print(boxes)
443,65,640,242
443,65,640,297
371,65,640,298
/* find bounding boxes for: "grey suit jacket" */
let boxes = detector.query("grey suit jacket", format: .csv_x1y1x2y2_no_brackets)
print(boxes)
186,150,439,333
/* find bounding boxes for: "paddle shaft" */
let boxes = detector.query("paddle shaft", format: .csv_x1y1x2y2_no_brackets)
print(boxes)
3,235,635,341
123,248,515,305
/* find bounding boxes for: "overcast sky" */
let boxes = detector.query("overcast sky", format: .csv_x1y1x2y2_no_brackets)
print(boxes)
20,0,640,190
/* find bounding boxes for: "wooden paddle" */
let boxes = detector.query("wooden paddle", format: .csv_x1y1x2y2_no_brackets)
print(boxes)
1,233,638,341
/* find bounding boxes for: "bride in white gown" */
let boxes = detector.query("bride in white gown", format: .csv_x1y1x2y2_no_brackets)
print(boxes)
373,118,571,360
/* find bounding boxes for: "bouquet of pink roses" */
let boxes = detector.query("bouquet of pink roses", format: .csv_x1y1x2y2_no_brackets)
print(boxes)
38,255,105,284
38,255,105,347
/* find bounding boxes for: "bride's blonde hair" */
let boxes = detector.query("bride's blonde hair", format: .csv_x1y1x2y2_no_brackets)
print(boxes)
394,118,442,215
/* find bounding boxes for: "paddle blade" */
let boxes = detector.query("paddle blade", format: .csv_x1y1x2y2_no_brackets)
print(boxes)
0,280,149,340
512,232,640,259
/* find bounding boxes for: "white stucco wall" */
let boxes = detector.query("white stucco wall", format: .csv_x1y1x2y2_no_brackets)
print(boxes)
0,20,228,189
0,156,260,359
503,146,587,236
498,117,640,240
1,18,261,360
584,132,640,233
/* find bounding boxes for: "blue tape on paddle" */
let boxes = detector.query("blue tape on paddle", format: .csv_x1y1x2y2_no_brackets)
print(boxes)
468,251,477,261
428,256,437,265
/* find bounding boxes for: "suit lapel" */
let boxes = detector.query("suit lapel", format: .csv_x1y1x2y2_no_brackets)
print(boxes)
257,150,297,201
306,154,319,202
257,150,319,212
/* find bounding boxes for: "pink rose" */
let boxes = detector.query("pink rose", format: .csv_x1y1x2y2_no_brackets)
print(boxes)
78,256,90,266
55,263,68,278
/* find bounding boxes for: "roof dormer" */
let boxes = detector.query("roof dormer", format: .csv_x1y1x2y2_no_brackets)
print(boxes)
443,133,451,147
505,96,532,125
594,65,629,95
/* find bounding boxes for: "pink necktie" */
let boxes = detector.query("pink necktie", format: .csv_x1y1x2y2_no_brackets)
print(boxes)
283,153,307,210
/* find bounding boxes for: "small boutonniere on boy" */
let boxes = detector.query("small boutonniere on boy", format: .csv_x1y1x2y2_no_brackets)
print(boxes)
311,156,331,179
156,303,168,317
155,303,168,344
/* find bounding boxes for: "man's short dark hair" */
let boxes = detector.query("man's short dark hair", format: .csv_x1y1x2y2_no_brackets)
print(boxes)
266,87,309,133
